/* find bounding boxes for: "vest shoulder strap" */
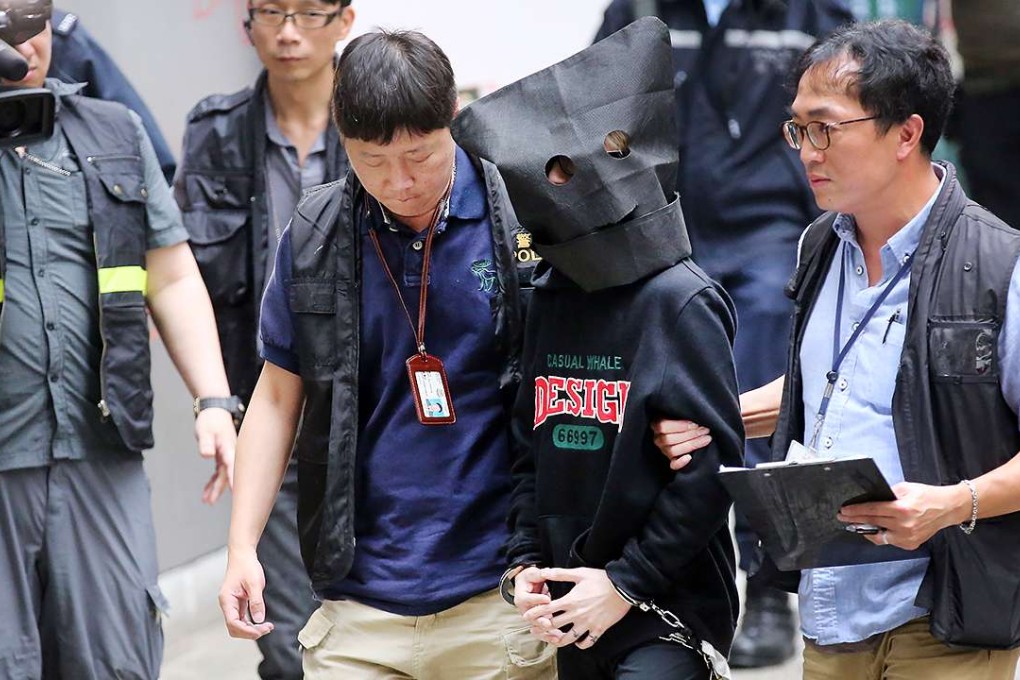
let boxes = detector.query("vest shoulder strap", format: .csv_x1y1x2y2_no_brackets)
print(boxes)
290,179,348,278
186,87,256,123
60,96,142,159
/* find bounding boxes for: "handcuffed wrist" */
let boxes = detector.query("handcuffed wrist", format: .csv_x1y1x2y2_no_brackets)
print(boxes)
608,575,639,608
498,564,534,606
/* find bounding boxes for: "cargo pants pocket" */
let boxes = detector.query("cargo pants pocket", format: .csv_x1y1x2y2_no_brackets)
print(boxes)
503,624,557,679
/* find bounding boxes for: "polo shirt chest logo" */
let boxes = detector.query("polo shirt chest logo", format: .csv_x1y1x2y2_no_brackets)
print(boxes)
470,259,496,293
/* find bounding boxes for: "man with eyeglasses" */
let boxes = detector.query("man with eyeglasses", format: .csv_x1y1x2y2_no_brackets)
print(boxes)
659,19,1020,678
174,2,353,678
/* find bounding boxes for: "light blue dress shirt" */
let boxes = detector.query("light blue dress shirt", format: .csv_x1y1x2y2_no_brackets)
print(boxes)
797,166,1020,644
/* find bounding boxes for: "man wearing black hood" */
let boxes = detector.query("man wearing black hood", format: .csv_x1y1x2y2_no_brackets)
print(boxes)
454,17,744,679
596,0,854,667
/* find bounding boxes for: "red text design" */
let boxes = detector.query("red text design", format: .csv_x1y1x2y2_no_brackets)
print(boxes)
534,376,631,432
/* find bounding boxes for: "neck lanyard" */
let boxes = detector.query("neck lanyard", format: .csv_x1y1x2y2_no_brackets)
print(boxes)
366,163,458,426
808,243,913,450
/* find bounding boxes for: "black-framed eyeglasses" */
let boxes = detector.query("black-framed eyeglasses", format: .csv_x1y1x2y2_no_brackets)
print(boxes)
782,116,878,151
247,5,341,30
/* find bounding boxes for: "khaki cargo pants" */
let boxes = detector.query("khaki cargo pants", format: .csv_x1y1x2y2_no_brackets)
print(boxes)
299,588,557,679
803,617,1020,680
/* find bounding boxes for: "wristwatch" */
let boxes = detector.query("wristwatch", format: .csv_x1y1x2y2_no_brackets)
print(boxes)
193,395,246,427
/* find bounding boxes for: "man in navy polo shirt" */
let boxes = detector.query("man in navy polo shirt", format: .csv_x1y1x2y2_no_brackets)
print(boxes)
217,29,555,678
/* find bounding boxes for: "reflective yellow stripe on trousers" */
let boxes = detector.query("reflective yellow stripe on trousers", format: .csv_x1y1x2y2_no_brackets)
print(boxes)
97,266,147,296
0,278,5,302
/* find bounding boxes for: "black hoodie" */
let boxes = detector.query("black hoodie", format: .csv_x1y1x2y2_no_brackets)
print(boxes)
507,261,745,659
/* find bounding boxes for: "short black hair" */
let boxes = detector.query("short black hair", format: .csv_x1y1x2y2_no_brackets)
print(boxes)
333,29,457,144
792,19,955,156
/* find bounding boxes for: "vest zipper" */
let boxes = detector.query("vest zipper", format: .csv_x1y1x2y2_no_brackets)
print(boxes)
92,233,111,422
85,153,142,169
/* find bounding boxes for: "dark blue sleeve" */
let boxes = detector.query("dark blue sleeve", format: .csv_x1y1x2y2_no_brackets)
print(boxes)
594,0,635,43
259,229,301,375
49,11,177,183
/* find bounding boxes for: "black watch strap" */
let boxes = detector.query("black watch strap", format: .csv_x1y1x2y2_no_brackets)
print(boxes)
193,395,245,423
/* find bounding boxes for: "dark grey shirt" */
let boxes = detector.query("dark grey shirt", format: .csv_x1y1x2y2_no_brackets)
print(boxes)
0,79,187,471
262,97,327,289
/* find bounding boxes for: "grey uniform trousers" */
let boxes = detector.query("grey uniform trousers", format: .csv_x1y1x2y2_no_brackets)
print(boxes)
0,457,167,680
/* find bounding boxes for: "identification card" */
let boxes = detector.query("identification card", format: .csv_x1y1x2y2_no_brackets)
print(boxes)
406,353,456,426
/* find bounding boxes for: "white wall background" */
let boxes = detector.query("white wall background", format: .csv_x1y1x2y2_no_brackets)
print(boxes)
349,1,606,91
58,0,609,159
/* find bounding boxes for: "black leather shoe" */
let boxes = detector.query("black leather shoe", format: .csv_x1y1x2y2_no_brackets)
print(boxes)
729,584,796,668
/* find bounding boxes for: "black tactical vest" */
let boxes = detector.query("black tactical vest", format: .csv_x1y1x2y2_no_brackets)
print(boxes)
285,159,531,591
0,95,156,452
175,72,348,405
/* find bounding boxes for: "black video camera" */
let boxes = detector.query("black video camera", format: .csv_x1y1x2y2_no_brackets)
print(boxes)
0,0,55,147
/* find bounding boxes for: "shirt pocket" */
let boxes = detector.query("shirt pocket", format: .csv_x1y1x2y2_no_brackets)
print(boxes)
87,153,148,205
34,151,89,229
859,316,907,414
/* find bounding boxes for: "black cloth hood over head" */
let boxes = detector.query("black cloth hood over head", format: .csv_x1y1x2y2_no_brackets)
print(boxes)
452,17,692,292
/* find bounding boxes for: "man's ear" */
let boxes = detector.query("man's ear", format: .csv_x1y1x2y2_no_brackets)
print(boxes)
242,19,254,46
896,113,925,161
336,6,356,40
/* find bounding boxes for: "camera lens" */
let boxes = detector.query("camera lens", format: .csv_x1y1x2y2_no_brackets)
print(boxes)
0,99,26,136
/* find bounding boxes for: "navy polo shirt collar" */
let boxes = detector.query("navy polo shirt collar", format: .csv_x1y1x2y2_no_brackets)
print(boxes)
449,144,486,221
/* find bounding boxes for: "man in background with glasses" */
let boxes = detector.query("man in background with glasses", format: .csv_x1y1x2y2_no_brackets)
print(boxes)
175,2,353,678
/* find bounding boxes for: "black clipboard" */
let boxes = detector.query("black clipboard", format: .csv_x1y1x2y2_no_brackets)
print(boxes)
718,457,918,571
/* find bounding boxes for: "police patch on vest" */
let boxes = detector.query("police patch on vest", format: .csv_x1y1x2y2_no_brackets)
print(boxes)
514,229,542,264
